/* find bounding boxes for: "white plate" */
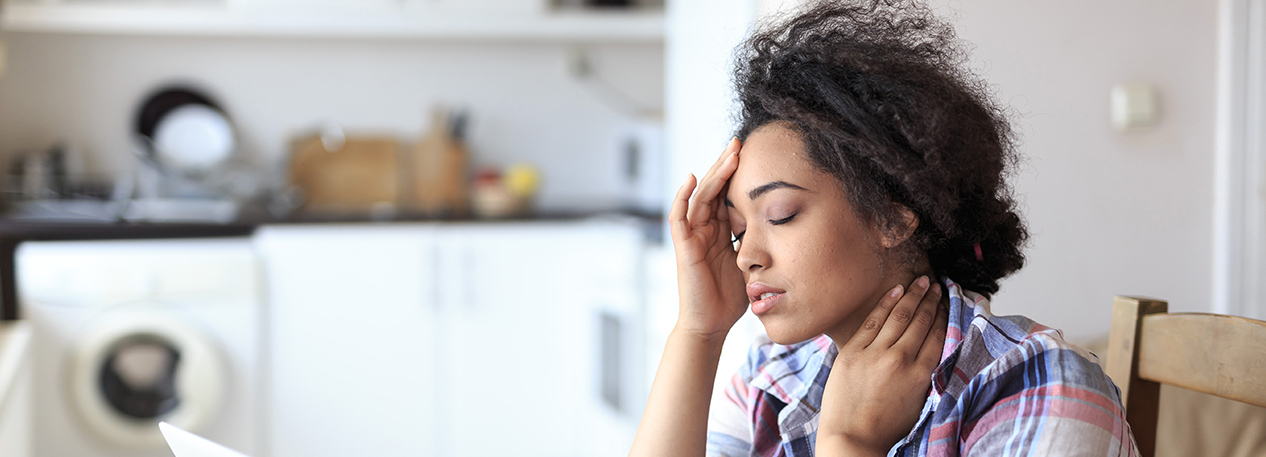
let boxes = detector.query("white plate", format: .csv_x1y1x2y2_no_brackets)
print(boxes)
152,104,235,173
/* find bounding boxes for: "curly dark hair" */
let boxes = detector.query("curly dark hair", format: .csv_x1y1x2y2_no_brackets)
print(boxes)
733,0,1027,295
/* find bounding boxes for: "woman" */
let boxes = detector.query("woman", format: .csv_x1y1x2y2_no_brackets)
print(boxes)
629,1,1136,456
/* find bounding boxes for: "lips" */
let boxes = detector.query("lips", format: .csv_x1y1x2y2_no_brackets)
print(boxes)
747,283,786,315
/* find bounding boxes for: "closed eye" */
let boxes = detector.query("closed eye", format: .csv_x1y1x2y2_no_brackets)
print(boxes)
731,215,793,244
770,214,796,225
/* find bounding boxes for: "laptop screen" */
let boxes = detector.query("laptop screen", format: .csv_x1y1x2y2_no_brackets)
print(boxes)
159,422,252,457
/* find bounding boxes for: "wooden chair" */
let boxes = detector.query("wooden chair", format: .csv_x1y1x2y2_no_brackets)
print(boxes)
1105,296,1266,457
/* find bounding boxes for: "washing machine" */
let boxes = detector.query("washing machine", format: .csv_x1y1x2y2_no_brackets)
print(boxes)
17,238,262,457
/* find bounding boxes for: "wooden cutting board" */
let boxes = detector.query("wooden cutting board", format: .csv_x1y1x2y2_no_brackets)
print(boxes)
288,135,400,215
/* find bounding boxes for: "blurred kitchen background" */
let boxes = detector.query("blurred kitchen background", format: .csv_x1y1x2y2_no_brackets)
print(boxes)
0,0,1259,456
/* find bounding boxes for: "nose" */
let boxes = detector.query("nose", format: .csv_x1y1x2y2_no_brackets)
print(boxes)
735,229,770,273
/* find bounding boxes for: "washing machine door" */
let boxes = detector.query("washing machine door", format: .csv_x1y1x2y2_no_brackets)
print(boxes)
69,307,225,448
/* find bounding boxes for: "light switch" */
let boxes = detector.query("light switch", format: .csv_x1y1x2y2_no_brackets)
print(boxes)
1110,83,1160,131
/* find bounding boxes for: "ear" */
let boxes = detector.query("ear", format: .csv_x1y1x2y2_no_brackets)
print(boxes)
879,205,918,249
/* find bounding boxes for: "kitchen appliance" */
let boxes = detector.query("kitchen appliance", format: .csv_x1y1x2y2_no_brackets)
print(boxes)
617,119,664,214
18,239,262,457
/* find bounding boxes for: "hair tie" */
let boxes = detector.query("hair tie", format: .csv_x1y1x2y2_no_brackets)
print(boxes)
973,242,984,261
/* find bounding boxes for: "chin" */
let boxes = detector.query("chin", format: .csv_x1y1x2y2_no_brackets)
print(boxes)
758,317,823,346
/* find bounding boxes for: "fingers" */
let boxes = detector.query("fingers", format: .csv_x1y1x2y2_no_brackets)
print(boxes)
689,152,736,224
916,301,949,370
712,183,734,245
870,276,933,349
698,138,737,183
701,138,740,183
844,283,904,350
687,139,741,226
894,281,943,353
715,181,731,222
686,140,739,225
669,174,697,243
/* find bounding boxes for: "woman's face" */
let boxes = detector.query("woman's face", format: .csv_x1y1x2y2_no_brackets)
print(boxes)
726,123,910,345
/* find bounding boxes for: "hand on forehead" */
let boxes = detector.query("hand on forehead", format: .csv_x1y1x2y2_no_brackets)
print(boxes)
726,124,825,210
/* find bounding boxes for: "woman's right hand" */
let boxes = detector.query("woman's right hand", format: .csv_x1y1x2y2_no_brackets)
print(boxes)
670,138,748,340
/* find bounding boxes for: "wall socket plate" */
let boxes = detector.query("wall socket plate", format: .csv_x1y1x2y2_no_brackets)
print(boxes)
1110,83,1160,131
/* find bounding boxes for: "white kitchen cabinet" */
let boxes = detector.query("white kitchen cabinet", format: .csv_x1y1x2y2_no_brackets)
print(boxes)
437,221,643,457
256,224,440,457
258,220,645,457
438,225,590,457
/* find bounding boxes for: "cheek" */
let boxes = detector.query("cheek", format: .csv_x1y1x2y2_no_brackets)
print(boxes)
777,223,841,286
793,221,872,288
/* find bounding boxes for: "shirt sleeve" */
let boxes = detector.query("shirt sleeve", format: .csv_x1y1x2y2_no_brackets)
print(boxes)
706,369,755,457
959,333,1139,456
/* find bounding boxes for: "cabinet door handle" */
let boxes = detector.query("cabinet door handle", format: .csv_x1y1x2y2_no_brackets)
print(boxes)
463,246,476,310
600,310,623,412
429,242,442,313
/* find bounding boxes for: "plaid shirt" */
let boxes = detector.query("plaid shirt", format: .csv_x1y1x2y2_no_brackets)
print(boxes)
706,278,1138,456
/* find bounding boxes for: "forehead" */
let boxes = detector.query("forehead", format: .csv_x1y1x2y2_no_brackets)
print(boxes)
727,124,832,202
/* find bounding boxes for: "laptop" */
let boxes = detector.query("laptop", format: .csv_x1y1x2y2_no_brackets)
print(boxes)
158,422,252,457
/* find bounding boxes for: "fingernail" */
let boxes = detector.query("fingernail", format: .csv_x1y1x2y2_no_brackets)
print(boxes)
931,283,941,294
917,276,930,288
890,284,903,298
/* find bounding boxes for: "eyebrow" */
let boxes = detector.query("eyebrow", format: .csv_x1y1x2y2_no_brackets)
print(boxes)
724,181,809,207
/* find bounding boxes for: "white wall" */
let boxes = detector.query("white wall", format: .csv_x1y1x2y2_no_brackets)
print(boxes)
943,0,1219,342
662,0,1220,346
0,33,663,211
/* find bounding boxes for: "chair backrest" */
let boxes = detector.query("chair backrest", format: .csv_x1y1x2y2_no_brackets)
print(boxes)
1105,296,1266,457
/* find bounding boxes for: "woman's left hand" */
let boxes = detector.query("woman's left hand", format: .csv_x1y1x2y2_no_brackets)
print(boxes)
815,276,949,456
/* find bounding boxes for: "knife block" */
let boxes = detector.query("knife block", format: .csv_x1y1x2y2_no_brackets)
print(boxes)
410,113,469,217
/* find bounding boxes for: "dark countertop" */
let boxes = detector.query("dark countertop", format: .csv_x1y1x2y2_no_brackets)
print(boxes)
0,220,258,240
0,208,663,320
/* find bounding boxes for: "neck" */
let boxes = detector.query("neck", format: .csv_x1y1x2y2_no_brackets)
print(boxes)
824,271,933,347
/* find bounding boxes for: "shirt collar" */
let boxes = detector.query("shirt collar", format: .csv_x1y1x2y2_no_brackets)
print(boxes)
941,277,982,364
746,334,834,406
933,277,979,395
